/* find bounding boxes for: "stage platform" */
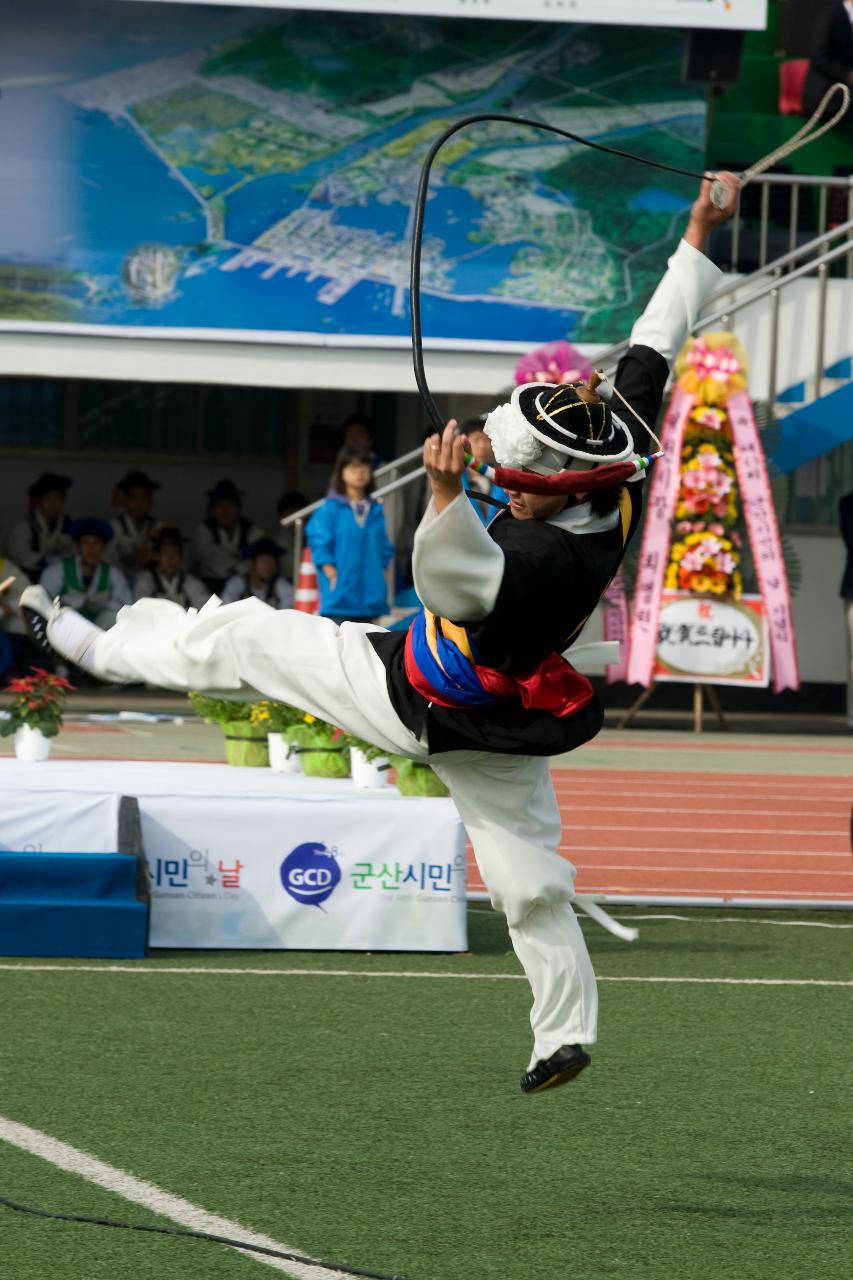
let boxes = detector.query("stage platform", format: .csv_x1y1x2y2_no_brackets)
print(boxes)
1,725,850,909
0,760,468,951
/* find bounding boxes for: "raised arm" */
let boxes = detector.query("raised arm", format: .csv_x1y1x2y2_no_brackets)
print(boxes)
615,172,739,450
412,421,505,621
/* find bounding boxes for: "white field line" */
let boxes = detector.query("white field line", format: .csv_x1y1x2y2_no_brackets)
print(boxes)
608,913,853,929
0,1117,352,1280
466,907,853,929
0,964,850,987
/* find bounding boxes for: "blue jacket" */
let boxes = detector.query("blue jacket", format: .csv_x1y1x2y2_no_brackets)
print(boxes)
306,494,394,618
462,472,509,525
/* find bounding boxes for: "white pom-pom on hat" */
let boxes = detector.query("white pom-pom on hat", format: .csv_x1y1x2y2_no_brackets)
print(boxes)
483,399,544,468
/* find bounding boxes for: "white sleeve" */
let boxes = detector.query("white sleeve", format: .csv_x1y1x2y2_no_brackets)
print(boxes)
412,492,505,622
630,239,723,365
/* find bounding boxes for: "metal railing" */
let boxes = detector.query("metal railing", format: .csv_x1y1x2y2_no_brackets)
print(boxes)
282,195,853,586
715,172,853,274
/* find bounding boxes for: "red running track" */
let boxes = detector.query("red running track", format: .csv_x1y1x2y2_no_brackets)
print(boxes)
466,770,853,904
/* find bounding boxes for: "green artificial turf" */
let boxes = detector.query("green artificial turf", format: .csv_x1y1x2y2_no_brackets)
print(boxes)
1,910,852,1280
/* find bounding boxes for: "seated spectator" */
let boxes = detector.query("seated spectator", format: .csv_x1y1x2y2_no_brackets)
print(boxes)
109,469,160,582
276,489,309,583
459,416,509,525
39,517,132,628
804,2,853,127
6,473,74,578
191,479,264,595
0,554,34,672
133,527,208,610
306,446,394,625
220,538,294,608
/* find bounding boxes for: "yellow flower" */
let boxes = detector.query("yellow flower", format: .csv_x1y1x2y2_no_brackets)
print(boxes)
303,713,316,725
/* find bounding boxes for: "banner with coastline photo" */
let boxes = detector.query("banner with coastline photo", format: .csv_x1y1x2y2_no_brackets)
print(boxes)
0,0,706,347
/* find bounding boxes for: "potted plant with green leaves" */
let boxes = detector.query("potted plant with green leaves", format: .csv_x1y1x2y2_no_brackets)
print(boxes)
250,700,307,773
1,666,74,762
290,713,350,779
187,691,267,767
339,730,391,789
388,755,450,798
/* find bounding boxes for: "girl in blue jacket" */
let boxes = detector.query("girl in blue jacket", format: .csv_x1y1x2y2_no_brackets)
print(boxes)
306,446,394,624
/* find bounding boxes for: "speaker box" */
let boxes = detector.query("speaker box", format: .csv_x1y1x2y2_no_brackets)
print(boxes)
778,0,839,58
683,28,745,85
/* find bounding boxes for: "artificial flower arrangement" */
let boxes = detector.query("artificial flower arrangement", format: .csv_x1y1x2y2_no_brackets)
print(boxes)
675,332,748,406
187,691,268,767
665,531,743,598
1,667,74,761
676,441,738,523
514,339,592,388
663,333,750,600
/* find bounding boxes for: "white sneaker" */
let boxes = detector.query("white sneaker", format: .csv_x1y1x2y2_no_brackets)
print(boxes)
19,585,104,672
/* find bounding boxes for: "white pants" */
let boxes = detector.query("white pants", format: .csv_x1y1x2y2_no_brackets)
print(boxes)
89,598,599,1063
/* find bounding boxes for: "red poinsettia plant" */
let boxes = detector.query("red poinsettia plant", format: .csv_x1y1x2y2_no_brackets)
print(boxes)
1,667,74,738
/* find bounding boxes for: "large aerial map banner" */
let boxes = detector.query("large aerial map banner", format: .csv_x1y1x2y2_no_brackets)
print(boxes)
1,0,706,347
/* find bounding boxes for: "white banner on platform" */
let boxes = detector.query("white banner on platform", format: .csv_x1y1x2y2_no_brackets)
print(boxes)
142,794,468,952
0,787,120,856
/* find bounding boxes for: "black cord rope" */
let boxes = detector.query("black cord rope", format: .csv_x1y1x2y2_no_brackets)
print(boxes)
0,1195,407,1280
410,112,709,433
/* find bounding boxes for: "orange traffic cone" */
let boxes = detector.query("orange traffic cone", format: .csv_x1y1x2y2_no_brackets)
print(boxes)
294,546,319,614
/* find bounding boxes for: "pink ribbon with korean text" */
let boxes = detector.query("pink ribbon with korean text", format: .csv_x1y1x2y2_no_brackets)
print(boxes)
727,390,799,692
626,385,694,686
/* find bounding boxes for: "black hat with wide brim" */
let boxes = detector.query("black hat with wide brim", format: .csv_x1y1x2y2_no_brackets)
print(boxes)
206,480,244,503
245,537,282,561
29,472,73,499
70,517,114,544
117,469,160,492
152,525,184,550
513,382,634,468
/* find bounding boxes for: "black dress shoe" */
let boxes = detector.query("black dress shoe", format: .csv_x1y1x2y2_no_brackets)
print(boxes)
520,1044,591,1094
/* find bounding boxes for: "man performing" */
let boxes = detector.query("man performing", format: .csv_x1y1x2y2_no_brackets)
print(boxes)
21,174,737,1095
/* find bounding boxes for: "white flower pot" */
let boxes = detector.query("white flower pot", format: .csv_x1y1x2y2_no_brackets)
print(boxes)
350,747,390,789
14,724,52,763
268,731,302,774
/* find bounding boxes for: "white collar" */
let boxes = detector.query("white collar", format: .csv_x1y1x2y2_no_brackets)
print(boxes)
546,500,620,536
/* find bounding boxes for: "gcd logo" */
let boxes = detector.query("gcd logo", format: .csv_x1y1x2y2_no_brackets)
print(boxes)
280,842,341,908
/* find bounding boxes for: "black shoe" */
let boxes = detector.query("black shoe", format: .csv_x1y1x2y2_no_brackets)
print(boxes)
520,1044,591,1094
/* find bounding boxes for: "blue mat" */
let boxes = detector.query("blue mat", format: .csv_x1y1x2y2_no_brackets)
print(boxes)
0,851,149,959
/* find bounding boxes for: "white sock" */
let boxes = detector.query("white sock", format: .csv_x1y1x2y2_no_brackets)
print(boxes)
47,609,104,674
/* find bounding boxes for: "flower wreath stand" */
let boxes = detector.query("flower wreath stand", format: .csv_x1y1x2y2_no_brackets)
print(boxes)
622,333,798,732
